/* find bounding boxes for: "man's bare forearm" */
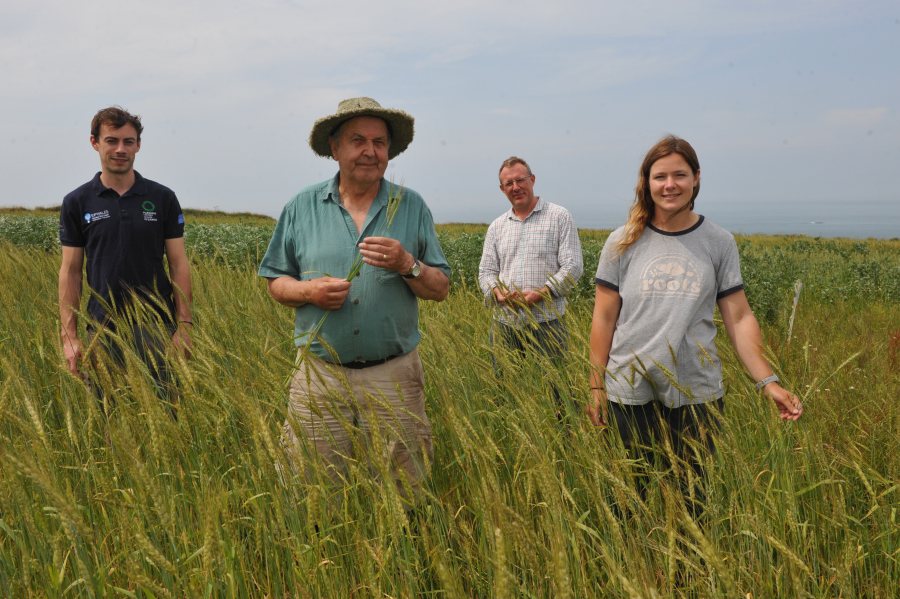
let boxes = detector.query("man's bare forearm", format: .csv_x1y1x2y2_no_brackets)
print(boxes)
405,263,449,301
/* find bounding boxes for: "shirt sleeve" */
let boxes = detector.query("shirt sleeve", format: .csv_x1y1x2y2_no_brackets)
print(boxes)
715,233,744,298
415,201,451,278
594,230,622,291
163,191,185,239
478,222,500,299
59,196,85,247
258,203,300,279
545,208,583,298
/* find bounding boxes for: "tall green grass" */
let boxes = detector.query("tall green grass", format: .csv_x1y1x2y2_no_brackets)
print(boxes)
0,228,897,596
3,213,898,319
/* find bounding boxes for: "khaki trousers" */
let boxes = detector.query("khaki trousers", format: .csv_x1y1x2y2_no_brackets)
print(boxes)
281,348,433,500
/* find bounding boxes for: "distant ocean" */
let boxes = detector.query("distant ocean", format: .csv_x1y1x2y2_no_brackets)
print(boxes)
573,197,898,239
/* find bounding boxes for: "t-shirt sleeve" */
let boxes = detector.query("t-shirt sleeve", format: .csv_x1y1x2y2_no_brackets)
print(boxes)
715,233,744,298
258,203,300,279
59,196,85,247
594,231,622,291
164,192,185,239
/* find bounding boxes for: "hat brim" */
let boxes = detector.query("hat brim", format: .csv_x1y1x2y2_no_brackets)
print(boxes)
309,107,414,160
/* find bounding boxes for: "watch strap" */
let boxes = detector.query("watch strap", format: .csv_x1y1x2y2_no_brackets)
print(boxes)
755,374,780,391
402,259,421,279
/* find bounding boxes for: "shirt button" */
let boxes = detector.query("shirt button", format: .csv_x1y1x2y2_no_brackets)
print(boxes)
353,329,360,335
353,299,359,305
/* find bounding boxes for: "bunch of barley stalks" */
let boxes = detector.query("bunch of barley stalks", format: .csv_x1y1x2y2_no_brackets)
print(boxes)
0,241,896,597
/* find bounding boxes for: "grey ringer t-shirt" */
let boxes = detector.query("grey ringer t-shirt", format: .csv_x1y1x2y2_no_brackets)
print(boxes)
594,216,744,408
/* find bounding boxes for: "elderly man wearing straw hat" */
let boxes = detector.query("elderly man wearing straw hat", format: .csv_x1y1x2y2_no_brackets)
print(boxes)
259,97,450,502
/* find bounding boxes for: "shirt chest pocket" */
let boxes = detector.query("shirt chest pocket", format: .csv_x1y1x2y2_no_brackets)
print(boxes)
376,234,420,283
298,238,357,279
523,226,558,263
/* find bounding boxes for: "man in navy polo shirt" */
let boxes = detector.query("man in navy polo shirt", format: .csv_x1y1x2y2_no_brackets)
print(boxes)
58,106,193,405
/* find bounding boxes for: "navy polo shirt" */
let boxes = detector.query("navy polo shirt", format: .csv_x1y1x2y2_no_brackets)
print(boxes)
59,171,185,325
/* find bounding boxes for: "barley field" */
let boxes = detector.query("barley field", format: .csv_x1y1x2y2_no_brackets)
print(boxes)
0,214,897,597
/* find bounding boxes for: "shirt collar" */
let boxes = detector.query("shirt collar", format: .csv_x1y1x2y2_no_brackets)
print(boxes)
90,170,147,197
506,197,545,221
321,172,389,209
320,172,341,203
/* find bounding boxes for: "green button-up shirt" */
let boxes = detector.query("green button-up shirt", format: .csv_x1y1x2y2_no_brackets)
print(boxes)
259,174,450,363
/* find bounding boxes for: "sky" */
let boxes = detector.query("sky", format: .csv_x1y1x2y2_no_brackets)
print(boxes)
2,0,898,235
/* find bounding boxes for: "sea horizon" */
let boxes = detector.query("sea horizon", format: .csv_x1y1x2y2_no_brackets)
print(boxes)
566,196,899,240
4,196,897,240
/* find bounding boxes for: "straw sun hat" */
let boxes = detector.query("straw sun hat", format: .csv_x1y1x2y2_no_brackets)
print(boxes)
308,97,415,160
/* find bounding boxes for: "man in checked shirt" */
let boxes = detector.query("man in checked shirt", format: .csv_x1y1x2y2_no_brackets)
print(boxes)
478,156,583,417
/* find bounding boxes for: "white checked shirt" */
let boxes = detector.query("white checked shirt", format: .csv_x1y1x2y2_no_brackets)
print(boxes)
478,199,583,326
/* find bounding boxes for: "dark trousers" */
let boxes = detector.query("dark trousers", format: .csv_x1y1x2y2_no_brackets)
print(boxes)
608,398,724,520
491,319,571,420
87,319,178,415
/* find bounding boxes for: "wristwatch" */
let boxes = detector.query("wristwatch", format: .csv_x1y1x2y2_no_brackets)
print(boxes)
755,373,780,391
402,259,422,279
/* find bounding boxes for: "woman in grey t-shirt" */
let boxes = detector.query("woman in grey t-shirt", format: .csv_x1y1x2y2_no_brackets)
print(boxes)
586,136,803,512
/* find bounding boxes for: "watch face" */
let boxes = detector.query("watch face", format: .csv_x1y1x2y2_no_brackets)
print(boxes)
404,260,421,278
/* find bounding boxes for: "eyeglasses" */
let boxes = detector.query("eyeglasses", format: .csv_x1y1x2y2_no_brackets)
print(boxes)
501,175,532,190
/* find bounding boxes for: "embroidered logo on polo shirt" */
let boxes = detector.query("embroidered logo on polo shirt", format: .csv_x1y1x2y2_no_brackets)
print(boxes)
84,210,111,224
142,200,158,222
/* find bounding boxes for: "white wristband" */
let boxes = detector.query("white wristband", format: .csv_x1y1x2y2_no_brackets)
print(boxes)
755,374,780,391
